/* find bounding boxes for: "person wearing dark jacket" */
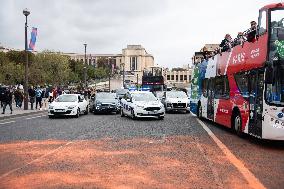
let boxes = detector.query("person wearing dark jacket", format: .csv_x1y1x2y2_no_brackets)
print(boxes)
220,34,232,52
2,88,13,114
247,21,257,43
28,86,36,110
14,88,24,108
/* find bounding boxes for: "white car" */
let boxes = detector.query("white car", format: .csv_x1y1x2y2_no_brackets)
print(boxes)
162,91,190,113
120,91,165,120
48,94,89,118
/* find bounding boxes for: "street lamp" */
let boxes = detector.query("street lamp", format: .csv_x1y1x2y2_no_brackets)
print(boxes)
23,8,30,110
121,62,125,88
108,57,111,92
83,43,87,88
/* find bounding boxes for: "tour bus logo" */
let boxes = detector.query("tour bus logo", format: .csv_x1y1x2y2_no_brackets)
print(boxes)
232,52,245,64
251,48,260,59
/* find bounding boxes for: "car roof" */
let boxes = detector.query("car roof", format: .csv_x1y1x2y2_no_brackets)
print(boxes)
130,91,152,94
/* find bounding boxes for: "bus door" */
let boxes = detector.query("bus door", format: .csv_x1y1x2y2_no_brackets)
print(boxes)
248,70,264,137
207,78,214,120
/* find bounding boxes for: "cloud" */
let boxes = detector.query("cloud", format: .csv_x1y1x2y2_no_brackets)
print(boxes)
0,0,276,68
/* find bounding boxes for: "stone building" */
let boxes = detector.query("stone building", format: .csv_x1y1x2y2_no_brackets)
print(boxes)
165,66,193,89
65,45,154,80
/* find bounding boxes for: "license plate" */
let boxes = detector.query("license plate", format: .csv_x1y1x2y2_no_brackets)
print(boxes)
55,109,65,112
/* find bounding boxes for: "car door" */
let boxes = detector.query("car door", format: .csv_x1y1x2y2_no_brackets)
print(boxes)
124,93,133,116
78,95,85,112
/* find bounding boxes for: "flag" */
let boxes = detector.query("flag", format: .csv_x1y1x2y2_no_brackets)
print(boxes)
28,27,37,51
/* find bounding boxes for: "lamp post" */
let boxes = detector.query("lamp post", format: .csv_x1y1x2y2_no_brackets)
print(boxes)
108,57,111,92
23,8,30,110
83,43,87,88
122,62,125,88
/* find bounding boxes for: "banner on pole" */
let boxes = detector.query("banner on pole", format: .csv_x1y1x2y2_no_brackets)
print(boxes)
28,27,37,51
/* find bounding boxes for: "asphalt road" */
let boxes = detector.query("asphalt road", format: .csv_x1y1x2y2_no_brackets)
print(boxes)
0,112,283,189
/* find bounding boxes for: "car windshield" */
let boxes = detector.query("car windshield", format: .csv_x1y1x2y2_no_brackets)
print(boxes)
116,89,129,95
56,95,77,102
167,91,187,98
132,93,157,101
96,93,116,100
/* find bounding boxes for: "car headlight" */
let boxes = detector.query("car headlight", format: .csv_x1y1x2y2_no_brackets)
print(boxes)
136,105,144,108
68,105,76,109
49,105,54,109
166,103,172,107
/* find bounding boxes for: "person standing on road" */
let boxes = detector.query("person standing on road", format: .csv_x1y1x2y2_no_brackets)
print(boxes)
28,86,36,110
14,88,23,108
35,86,43,110
2,88,13,114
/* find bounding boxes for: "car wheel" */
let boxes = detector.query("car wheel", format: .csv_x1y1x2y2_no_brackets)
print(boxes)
158,116,164,120
131,109,136,120
120,109,125,117
84,106,89,115
48,115,54,119
75,108,80,118
233,113,243,136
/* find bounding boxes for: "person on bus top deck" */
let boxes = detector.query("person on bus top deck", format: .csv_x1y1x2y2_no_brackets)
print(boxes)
233,32,246,46
219,34,233,52
247,21,257,43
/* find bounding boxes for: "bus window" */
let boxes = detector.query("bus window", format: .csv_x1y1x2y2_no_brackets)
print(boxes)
258,10,267,35
266,65,284,105
214,76,230,99
235,72,249,98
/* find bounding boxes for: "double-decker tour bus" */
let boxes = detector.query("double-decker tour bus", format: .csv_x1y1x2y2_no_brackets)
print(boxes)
142,66,165,92
190,3,284,140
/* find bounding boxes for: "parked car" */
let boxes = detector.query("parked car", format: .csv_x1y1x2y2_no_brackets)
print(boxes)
161,91,190,113
116,88,129,100
48,94,89,118
89,92,119,114
120,91,165,120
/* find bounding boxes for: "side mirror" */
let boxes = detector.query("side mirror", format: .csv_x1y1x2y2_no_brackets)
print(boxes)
126,99,131,102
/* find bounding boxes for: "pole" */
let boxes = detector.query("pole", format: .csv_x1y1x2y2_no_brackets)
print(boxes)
136,74,138,90
108,58,111,92
84,44,87,88
23,15,29,110
122,63,125,88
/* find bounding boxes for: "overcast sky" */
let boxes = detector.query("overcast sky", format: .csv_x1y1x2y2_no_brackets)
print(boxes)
0,0,275,68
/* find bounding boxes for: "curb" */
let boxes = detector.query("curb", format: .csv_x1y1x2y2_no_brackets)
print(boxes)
0,110,47,121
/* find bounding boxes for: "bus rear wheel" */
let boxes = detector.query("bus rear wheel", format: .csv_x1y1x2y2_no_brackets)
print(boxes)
233,113,243,136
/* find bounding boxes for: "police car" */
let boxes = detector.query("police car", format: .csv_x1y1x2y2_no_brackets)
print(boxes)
120,91,165,120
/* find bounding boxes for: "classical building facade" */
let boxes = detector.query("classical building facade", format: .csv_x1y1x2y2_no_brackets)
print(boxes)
164,66,193,88
65,45,154,80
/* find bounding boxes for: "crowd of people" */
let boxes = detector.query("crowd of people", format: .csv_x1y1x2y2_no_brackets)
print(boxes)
0,84,97,114
202,21,258,60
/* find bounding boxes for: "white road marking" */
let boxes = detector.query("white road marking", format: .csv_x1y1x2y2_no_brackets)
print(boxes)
0,141,74,179
0,121,16,125
25,115,44,120
196,118,266,189
0,113,46,122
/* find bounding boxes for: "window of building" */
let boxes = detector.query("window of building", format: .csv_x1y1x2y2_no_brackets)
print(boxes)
180,75,184,81
89,59,92,65
188,75,192,82
167,75,170,80
171,75,174,80
184,75,187,81
131,56,137,71
176,75,179,81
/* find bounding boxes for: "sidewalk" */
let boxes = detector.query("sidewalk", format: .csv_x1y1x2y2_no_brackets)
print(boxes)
0,103,47,120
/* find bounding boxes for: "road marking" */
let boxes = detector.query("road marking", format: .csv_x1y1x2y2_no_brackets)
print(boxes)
0,121,16,125
0,113,46,122
25,115,44,120
0,141,73,179
196,119,266,189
